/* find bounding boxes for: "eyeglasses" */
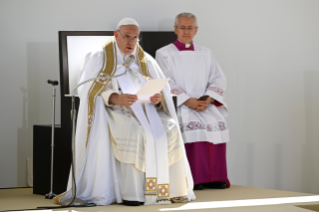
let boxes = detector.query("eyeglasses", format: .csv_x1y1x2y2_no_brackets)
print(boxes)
117,30,140,42
176,26,197,31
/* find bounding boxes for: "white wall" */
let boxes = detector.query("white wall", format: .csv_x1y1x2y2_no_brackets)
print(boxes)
0,0,318,194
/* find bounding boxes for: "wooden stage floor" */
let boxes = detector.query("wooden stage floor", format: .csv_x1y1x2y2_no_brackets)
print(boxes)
1,185,319,212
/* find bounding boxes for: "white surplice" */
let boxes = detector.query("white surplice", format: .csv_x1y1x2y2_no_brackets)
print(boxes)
57,41,195,205
156,44,229,144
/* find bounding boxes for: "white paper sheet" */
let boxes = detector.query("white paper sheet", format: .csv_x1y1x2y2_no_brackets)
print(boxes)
136,78,170,102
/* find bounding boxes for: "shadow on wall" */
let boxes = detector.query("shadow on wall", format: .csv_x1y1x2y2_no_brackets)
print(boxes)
25,42,61,187
302,71,319,194
274,142,283,191
244,142,283,190
233,70,310,193
246,142,255,186
17,87,29,186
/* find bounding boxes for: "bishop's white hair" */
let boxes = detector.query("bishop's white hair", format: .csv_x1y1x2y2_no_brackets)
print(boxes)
174,12,198,27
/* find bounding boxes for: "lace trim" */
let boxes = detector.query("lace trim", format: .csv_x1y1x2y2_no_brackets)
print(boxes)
207,87,224,97
180,121,227,133
171,88,183,95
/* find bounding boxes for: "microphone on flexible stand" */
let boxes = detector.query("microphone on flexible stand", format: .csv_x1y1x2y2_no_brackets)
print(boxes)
45,79,59,199
38,56,135,209
125,54,135,68
72,54,135,94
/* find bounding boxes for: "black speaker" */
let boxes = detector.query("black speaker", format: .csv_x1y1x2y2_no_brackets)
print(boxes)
33,125,71,195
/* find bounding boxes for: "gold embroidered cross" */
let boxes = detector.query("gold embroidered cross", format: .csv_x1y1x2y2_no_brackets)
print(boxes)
146,178,157,191
158,184,169,197
98,73,108,83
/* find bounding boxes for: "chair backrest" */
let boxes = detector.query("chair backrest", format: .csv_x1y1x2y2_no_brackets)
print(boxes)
59,32,114,96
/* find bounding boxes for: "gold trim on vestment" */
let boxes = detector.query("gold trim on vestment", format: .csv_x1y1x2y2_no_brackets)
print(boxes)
145,177,157,192
171,197,188,203
85,39,117,146
157,184,170,198
160,91,169,113
53,191,67,204
136,45,150,77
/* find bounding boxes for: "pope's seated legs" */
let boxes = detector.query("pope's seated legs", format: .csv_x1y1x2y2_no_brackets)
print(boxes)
116,160,145,205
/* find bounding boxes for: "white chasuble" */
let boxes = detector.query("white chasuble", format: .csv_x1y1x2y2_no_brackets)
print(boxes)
53,38,195,206
105,43,183,175
156,44,229,144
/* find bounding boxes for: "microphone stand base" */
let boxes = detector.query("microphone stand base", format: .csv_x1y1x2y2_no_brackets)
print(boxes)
45,192,56,199
61,197,89,206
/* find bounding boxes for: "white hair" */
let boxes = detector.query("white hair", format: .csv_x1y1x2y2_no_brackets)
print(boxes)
174,12,198,27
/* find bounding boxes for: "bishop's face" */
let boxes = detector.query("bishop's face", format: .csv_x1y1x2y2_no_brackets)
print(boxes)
114,25,140,55
174,17,198,44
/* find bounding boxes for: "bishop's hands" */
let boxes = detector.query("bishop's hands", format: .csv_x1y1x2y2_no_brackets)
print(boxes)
184,96,214,111
109,93,162,106
196,96,213,111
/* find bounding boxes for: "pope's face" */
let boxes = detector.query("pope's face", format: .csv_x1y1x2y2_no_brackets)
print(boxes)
114,25,140,55
174,17,198,44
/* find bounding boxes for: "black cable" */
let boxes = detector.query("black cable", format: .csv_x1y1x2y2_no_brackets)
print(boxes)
5,137,96,211
1,203,96,212
2,99,96,212
35,98,94,209
35,146,77,209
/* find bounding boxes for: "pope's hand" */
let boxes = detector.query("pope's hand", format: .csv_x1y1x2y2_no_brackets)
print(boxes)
109,93,138,106
150,93,161,105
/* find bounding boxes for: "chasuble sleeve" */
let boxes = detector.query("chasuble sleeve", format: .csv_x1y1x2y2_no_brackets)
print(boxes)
155,51,190,107
78,51,104,98
100,81,119,107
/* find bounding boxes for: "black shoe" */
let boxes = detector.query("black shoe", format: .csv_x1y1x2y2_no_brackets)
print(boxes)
193,184,204,190
123,200,141,206
205,181,227,189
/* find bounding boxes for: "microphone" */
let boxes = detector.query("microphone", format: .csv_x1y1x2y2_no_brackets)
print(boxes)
125,55,135,68
48,80,59,86
72,54,135,95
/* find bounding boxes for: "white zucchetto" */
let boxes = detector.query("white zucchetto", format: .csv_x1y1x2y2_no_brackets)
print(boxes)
117,18,140,30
